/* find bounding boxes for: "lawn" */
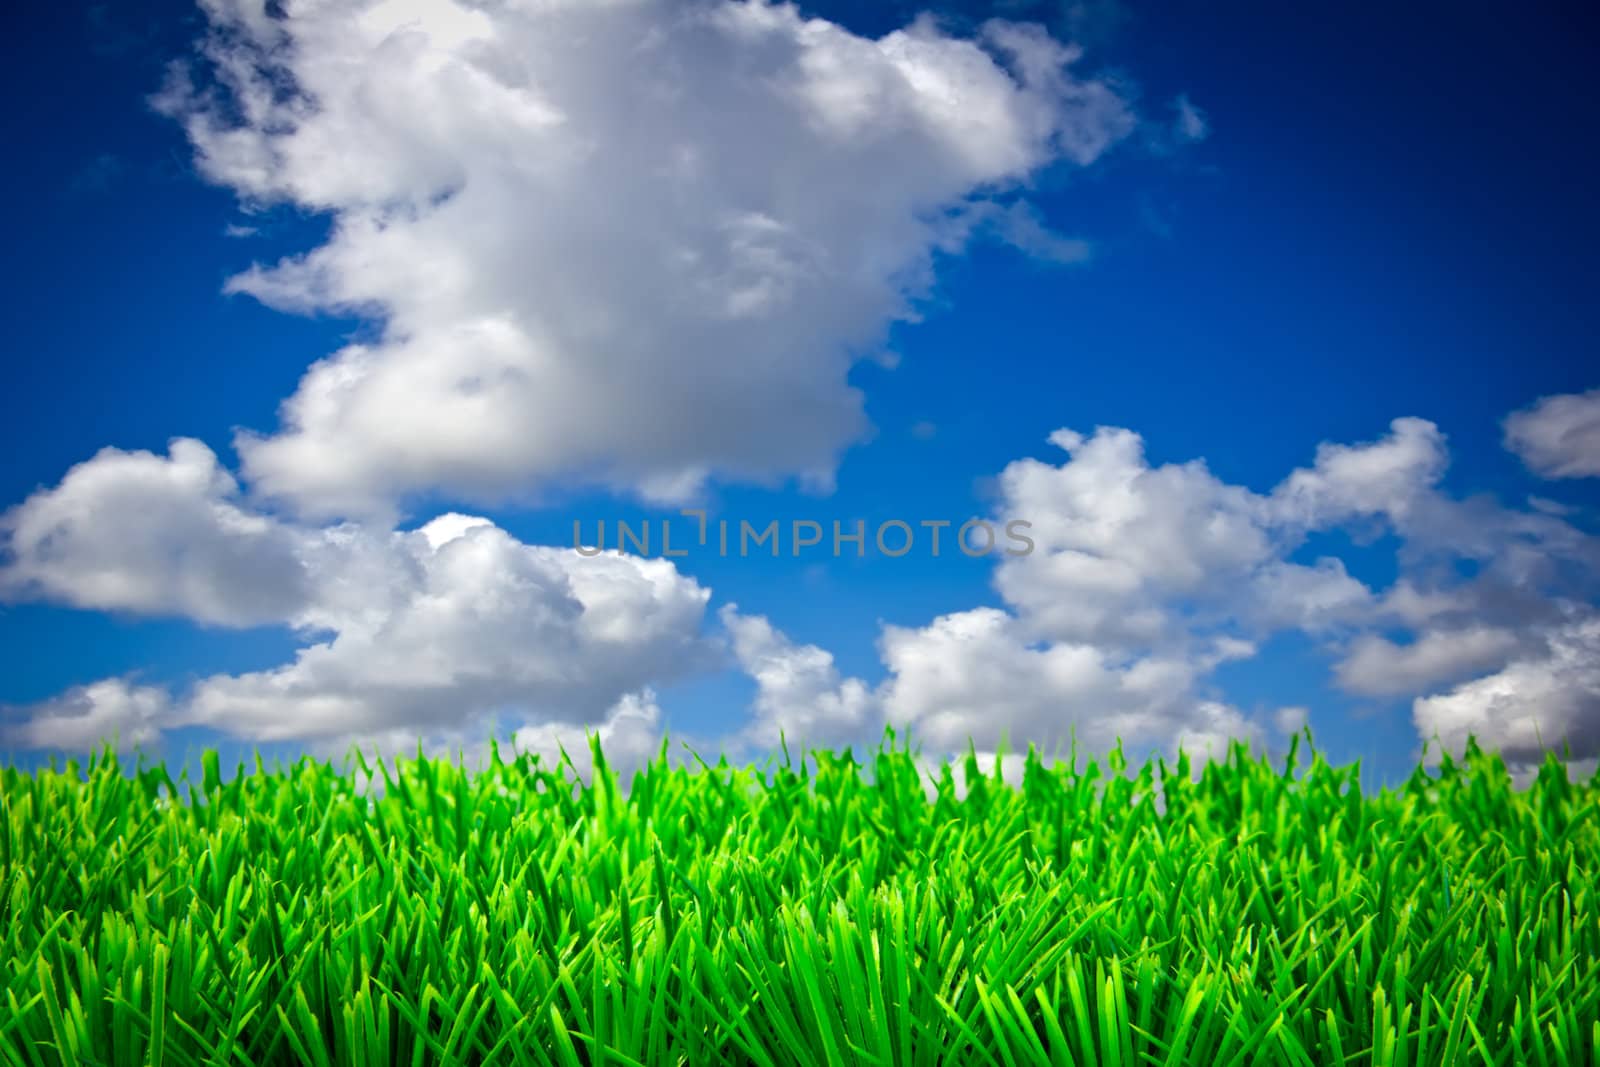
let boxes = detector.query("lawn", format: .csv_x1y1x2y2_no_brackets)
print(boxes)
1,733,1595,1066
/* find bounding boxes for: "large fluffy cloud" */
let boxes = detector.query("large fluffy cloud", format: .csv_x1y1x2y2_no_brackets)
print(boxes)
1,440,714,750
159,0,1136,519
1414,617,1600,770
875,416,1600,771
868,422,1387,765
990,426,1376,648
179,516,712,742
879,606,1255,758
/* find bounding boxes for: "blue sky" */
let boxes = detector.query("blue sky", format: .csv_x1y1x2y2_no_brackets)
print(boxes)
3,0,1598,786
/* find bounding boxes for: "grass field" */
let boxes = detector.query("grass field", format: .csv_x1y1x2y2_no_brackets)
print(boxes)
1,733,1596,1066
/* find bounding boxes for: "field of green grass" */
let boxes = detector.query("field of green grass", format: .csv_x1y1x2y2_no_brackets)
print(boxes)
1,734,1596,1066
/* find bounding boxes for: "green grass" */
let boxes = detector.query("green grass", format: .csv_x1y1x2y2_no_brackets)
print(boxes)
1,732,1596,1066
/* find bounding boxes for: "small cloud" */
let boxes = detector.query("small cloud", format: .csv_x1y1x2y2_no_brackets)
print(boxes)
1140,94,1212,157
1173,94,1210,144
911,420,938,441
1273,706,1310,735
224,223,259,239
1504,388,1600,479
1528,495,1576,516
989,201,1092,265
1,679,169,753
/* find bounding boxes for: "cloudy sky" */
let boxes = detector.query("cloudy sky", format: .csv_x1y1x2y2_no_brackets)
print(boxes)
3,0,1598,785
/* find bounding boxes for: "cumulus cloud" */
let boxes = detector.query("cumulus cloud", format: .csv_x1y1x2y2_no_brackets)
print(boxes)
1267,418,1595,585
1270,416,1449,529
0,680,170,752
1503,388,1600,479
1268,420,1599,766
992,427,1275,645
0,439,312,626
1172,94,1208,143
1,445,715,752
866,422,1384,767
1414,617,1600,772
990,425,1376,649
179,516,712,743
509,689,670,783
157,0,1137,520
1272,706,1309,735
1334,627,1524,697
8,408,1598,770
873,414,1600,771
721,603,876,751
879,606,1256,759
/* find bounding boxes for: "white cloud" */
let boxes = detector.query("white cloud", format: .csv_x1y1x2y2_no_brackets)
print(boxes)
1272,705,1309,735
1172,94,1208,143
0,439,312,626
1527,495,1577,517
1503,388,1600,479
1,680,170,752
1414,617,1600,771
9,408,1598,774
510,689,669,783
1,445,714,752
991,426,1284,647
981,200,1092,264
878,605,1256,759
306,689,673,791
721,603,876,751
159,0,1136,520
989,425,1384,650
180,518,713,743
869,414,1600,772
914,749,1031,801
1374,581,1474,627
1263,419,1600,762
1245,558,1375,633
1335,626,1523,697
862,422,1391,768
1270,416,1449,529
